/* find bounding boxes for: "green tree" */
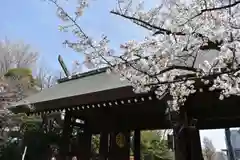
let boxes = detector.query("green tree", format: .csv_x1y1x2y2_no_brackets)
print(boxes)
0,67,43,159
0,39,60,159
133,131,173,160
0,115,42,160
0,68,38,145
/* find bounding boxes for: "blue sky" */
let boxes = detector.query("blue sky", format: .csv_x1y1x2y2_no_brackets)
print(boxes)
0,0,233,151
0,0,146,71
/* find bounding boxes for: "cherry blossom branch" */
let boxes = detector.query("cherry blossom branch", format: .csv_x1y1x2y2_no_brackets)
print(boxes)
154,65,200,77
145,67,240,87
110,10,185,35
114,55,162,85
197,0,240,15
181,0,240,25
49,0,114,68
49,0,240,110
110,10,222,51
49,0,87,37
115,54,200,82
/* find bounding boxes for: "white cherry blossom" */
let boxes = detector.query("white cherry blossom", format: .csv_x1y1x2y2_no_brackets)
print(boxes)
49,0,240,109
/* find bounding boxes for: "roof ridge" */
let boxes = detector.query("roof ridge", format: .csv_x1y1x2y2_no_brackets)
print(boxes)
58,67,108,83
57,55,145,83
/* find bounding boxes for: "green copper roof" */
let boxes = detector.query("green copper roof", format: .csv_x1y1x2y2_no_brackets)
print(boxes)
10,68,132,112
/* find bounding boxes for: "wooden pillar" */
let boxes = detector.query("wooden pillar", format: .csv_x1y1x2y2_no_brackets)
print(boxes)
99,132,109,160
178,127,203,160
109,131,130,160
76,131,84,160
134,130,141,160
174,108,203,160
189,128,204,160
82,122,92,160
76,119,92,160
174,125,188,160
59,111,73,160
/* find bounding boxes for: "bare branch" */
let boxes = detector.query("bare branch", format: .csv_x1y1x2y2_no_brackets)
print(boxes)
0,38,39,75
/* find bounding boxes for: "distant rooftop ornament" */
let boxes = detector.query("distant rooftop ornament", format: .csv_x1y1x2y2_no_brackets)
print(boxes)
58,55,70,77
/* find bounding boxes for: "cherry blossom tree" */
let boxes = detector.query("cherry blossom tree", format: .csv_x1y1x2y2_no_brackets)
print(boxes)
0,68,37,145
47,0,240,110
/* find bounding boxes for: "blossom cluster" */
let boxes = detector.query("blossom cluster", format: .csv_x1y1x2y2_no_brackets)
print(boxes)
51,0,240,110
